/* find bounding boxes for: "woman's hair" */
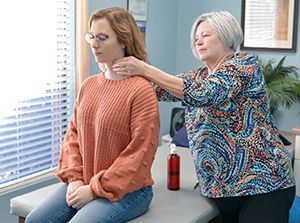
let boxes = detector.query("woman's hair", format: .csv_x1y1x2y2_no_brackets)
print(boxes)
89,7,148,63
190,11,243,58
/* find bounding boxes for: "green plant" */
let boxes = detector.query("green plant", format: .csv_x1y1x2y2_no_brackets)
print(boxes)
257,56,300,113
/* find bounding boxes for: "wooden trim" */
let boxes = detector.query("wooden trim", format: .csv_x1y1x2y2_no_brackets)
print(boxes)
0,172,55,194
19,216,25,223
75,0,90,96
292,125,300,134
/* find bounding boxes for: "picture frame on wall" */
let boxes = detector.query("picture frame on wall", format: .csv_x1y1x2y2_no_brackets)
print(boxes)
127,0,148,21
241,0,299,52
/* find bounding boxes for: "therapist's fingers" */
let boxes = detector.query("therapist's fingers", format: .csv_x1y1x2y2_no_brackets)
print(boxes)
113,57,146,76
112,62,129,75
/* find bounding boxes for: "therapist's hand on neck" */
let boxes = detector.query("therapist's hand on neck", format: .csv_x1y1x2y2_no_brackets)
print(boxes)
112,56,149,77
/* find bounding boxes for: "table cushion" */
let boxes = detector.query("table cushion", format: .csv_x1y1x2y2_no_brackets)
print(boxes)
10,147,219,223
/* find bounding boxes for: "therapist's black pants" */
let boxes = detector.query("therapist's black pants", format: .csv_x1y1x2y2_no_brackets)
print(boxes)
209,186,295,223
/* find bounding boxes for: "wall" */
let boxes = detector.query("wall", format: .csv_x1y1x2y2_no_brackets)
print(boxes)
146,0,180,138
176,0,300,130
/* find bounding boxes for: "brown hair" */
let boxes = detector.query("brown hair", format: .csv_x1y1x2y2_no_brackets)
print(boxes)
89,7,148,63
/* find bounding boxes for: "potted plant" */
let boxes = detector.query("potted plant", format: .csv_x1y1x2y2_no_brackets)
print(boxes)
257,56,300,113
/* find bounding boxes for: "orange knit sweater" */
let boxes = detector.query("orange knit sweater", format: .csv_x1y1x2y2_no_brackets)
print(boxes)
55,74,160,201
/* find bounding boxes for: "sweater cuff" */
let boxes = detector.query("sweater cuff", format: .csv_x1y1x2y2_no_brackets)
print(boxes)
89,185,98,198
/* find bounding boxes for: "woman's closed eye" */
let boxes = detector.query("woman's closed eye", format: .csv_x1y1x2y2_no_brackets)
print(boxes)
95,34,109,42
201,33,210,37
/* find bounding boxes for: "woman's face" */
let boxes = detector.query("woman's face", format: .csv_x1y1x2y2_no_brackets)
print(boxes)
89,18,125,65
195,21,227,66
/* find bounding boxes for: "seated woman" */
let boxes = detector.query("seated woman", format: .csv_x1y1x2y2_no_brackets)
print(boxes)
25,7,160,223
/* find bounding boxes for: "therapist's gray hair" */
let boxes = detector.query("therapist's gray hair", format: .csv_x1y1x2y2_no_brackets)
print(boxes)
190,11,243,59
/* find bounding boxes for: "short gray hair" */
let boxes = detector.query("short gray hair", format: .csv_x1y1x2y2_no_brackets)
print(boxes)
190,11,243,59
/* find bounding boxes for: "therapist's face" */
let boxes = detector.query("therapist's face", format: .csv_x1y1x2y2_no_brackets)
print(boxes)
194,21,227,66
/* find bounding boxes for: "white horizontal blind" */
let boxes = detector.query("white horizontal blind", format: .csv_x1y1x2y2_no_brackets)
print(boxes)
243,0,277,47
0,0,75,187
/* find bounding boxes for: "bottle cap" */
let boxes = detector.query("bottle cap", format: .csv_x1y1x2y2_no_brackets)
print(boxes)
170,143,177,154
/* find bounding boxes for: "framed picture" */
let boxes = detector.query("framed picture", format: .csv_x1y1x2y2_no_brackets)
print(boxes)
127,0,148,21
241,0,299,52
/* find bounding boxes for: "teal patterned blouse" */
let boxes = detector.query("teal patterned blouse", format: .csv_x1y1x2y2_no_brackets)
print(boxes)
156,52,295,198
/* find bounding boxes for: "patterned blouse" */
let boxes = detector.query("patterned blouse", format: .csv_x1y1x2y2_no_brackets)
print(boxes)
156,52,295,198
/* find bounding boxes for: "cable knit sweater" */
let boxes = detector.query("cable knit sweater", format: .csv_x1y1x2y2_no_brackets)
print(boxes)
55,74,160,201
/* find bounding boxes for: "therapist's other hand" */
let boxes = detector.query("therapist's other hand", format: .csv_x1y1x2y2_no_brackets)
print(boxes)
113,56,148,76
67,185,95,210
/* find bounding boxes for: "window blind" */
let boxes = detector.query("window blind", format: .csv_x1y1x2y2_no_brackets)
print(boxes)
243,0,277,47
0,0,75,187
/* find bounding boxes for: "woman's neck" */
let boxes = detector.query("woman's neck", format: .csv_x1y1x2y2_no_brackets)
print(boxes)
102,63,125,80
207,49,234,74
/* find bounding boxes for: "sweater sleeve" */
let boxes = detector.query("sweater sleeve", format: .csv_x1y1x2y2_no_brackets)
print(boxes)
55,100,83,183
89,82,160,201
